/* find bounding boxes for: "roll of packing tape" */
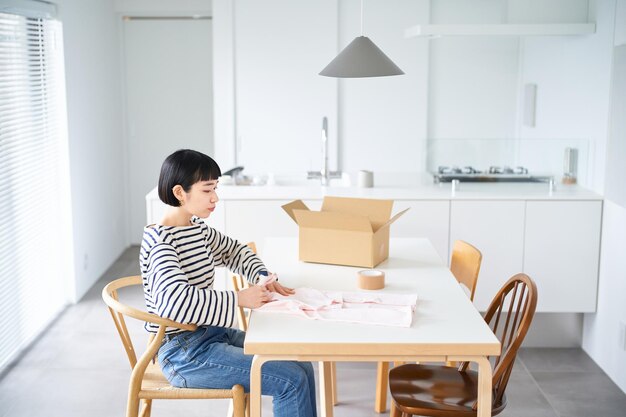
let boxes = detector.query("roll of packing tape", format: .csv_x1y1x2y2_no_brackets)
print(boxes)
357,269,385,290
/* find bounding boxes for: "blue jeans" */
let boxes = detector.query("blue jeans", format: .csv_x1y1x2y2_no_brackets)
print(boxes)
158,326,317,417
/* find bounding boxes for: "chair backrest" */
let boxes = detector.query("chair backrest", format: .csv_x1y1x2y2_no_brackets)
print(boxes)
450,240,482,301
102,275,197,369
478,273,538,410
231,242,257,331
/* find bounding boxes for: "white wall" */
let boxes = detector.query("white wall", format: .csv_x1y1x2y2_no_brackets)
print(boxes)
56,0,127,301
233,0,338,175
427,0,594,178
583,0,626,394
339,0,429,174
518,0,614,188
214,0,429,176
584,201,626,393
428,0,519,142
213,0,236,169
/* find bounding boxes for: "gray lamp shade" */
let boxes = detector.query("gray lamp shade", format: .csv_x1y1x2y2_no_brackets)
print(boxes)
319,36,404,78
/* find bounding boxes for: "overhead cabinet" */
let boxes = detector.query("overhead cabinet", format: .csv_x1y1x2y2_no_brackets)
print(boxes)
405,23,596,38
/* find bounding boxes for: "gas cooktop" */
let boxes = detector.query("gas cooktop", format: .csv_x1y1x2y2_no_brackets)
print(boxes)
433,166,554,183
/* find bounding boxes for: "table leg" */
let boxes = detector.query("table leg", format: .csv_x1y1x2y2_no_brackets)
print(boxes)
374,362,389,413
250,355,269,417
330,362,338,405
475,356,493,417
319,362,334,417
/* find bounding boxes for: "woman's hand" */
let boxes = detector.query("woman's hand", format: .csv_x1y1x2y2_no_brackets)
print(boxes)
237,285,272,308
266,280,295,296
262,272,295,296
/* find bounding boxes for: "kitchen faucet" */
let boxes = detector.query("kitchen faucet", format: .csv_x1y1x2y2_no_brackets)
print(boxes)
307,117,342,185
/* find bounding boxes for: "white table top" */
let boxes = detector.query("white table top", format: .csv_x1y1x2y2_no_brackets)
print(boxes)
244,238,500,357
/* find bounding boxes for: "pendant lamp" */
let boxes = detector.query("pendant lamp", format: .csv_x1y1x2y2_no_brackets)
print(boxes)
319,0,404,78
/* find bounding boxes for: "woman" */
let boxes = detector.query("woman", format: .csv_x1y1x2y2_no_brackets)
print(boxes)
140,149,317,417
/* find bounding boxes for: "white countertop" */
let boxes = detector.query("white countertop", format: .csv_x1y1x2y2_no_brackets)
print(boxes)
147,181,602,202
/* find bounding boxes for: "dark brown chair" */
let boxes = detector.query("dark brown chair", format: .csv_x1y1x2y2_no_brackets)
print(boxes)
376,240,483,413
389,273,537,417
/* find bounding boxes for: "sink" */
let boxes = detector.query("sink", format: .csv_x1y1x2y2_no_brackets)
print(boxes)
221,173,352,187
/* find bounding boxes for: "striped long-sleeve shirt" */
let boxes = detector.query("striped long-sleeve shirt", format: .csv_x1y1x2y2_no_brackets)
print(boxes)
140,217,267,334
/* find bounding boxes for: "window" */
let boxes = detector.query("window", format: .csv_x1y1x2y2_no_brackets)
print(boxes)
0,5,73,372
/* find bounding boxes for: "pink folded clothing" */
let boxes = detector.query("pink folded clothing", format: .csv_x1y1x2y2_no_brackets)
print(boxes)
254,287,417,327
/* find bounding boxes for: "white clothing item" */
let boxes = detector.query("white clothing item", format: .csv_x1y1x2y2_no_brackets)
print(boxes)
255,287,417,327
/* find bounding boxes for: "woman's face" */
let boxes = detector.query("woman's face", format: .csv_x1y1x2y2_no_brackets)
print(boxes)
179,179,219,218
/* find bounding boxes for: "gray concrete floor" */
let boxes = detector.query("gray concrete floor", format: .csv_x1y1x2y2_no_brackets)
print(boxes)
1,246,625,417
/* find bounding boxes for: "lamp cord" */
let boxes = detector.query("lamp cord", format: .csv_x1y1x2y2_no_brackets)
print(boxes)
360,0,363,36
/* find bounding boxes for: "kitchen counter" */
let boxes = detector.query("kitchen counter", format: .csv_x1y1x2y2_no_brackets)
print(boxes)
145,177,603,313
146,181,602,202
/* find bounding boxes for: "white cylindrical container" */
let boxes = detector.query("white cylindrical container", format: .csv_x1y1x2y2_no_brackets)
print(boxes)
563,148,578,184
358,170,374,188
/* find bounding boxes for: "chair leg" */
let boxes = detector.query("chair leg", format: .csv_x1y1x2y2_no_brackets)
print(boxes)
126,388,140,417
388,361,407,417
390,400,399,417
330,362,338,405
139,399,152,417
232,384,246,417
374,361,390,412
389,399,402,417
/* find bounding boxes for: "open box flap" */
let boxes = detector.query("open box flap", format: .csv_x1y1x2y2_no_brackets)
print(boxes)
374,207,411,232
321,196,393,230
281,200,310,224
294,209,373,232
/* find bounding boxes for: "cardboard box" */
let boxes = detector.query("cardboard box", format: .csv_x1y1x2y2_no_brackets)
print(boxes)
282,196,409,268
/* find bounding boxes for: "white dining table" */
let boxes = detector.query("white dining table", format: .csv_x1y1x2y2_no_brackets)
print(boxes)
244,237,500,417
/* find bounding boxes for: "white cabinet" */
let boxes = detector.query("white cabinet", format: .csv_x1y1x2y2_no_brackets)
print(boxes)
222,200,321,255
523,201,602,312
393,200,450,262
449,200,602,312
450,201,526,311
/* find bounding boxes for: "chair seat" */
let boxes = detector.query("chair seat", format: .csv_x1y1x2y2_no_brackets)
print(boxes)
389,364,506,417
139,361,236,400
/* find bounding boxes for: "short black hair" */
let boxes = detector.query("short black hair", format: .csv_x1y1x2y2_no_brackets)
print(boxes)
158,149,222,207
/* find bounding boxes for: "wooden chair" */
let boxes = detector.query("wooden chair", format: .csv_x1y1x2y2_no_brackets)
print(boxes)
389,273,538,417
450,240,482,301
376,240,483,413
230,242,257,332
102,275,247,417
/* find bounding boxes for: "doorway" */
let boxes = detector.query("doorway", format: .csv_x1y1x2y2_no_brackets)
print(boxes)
122,17,213,243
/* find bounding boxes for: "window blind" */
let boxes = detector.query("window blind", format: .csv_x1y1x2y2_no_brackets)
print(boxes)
0,11,73,373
